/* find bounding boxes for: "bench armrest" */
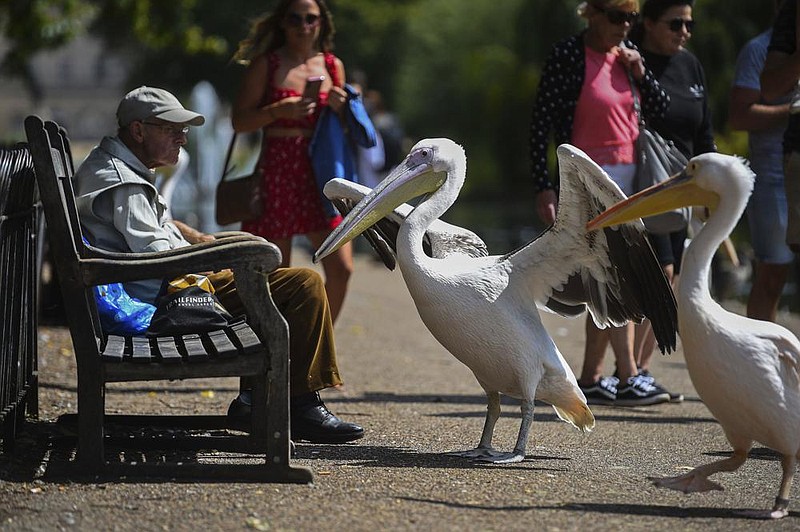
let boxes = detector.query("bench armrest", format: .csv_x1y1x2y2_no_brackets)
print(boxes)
79,236,282,286
212,230,253,239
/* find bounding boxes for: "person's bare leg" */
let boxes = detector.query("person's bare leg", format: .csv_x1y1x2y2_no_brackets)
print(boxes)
609,322,636,382
579,316,609,386
636,264,674,372
747,261,790,322
309,230,353,324
633,319,653,370
269,237,293,269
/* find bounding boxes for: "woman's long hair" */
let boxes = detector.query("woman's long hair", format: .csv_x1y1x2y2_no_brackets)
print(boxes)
232,0,336,65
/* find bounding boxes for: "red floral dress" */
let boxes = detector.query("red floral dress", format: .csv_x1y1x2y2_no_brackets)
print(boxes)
242,52,344,240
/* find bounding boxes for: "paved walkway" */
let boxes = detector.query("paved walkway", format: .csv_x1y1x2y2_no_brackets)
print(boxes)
1,250,798,531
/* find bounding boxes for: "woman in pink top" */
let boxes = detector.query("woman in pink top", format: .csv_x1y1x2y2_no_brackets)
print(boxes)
529,0,671,406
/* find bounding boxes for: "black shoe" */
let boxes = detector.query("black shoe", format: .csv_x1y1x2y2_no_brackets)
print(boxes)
579,376,618,405
227,391,252,431
291,392,364,444
227,393,299,455
615,374,670,406
639,369,684,403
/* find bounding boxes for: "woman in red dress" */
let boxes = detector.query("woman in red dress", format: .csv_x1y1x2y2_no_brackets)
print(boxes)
232,0,352,323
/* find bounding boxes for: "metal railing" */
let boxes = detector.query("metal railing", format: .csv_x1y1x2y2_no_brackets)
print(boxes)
0,144,41,452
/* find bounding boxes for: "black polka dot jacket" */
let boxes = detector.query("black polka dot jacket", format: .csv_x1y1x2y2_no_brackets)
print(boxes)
529,31,669,193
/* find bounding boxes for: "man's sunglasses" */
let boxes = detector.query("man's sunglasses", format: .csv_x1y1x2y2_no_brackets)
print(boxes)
594,4,639,25
664,18,695,33
142,122,189,136
286,12,321,28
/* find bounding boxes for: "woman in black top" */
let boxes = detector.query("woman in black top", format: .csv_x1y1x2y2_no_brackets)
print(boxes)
630,0,716,401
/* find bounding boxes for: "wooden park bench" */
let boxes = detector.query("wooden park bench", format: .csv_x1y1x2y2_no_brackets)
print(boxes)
24,115,312,482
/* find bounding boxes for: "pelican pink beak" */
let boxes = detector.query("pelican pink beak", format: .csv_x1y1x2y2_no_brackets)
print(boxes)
314,157,445,262
586,169,719,231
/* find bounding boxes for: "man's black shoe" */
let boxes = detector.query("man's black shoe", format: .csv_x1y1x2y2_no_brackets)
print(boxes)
291,392,364,444
227,390,364,444
226,391,252,431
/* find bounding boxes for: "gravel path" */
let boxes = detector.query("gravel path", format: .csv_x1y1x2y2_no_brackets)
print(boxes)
1,250,798,531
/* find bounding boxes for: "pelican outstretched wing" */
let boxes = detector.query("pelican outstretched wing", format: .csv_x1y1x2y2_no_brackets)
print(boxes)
507,144,677,353
324,179,488,270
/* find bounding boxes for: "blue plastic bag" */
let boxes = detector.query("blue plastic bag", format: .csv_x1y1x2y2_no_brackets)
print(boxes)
93,283,156,335
83,236,155,335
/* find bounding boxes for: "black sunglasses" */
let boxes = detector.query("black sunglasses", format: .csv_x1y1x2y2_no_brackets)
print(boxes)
664,18,695,33
594,4,639,25
286,12,321,28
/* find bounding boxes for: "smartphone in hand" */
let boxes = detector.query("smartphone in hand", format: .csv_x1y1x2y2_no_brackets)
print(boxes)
302,76,325,102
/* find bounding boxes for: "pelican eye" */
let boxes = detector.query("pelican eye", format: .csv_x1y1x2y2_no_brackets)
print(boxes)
408,147,433,166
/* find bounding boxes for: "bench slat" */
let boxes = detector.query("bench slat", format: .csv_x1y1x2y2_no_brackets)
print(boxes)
131,336,152,363
102,329,249,365
181,334,209,362
102,335,126,362
230,322,261,355
206,329,239,358
155,336,183,363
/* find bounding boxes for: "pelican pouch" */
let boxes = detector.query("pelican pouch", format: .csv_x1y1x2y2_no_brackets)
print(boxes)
146,274,233,336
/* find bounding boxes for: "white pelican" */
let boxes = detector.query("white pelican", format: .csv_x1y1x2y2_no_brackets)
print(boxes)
316,139,677,463
588,153,800,519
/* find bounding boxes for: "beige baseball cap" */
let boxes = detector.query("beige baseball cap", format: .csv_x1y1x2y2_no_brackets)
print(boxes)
116,86,205,127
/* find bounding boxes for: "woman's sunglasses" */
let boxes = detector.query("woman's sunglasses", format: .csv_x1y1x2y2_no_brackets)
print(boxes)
594,4,639,25
664,18,695,33
286,12,321,28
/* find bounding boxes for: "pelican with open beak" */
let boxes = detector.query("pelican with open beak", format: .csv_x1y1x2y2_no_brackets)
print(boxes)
316,138,677,464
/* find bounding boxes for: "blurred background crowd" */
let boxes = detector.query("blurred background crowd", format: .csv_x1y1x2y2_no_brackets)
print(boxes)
0,0,788,309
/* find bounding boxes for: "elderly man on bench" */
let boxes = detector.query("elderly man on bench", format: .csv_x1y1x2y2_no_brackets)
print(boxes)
73,85,364,444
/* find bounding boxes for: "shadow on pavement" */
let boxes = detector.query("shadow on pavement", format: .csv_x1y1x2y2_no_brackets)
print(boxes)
327,391,717,425
0,419,291,485
295,443,571,472
384,498,800,520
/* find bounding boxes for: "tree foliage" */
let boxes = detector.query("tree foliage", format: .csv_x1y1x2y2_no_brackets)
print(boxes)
0,0,226,97
0,0,781,201
1,0,94,97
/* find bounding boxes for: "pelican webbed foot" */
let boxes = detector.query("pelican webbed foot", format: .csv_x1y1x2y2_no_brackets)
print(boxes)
446,447,525,464
446,447,498,460
648,471,724,493
474,450,525,464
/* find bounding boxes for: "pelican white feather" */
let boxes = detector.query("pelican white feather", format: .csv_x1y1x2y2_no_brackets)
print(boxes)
316,138,676,463
588,152,800,519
